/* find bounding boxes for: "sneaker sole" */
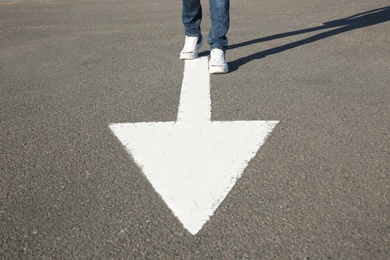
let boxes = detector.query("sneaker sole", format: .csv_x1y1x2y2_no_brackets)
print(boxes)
180,52,198,60
209,65,229,74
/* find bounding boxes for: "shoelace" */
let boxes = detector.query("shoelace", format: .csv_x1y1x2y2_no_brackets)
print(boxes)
183,36,199,51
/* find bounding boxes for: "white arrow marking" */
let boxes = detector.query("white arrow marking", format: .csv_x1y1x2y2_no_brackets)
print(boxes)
110,57,278,235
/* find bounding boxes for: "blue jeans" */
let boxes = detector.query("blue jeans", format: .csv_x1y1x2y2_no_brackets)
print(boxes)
182,0,230,50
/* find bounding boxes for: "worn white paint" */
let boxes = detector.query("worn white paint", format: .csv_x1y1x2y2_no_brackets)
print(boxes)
110,57,278,235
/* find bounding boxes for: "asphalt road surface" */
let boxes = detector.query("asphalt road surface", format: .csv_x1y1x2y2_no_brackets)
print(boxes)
1,0,389,258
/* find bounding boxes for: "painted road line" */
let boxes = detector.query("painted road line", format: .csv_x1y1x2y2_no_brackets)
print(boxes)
110,57,278,235
177,56,211,122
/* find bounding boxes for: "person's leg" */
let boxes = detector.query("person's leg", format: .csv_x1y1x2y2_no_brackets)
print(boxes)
208,0,229,50
180,0,204,59
182,0,202,36
208,0,229,73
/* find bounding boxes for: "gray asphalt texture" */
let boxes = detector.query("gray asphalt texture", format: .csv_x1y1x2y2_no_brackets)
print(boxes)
1,0,389,258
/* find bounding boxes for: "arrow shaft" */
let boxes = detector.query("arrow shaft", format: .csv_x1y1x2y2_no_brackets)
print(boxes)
177,57,211,122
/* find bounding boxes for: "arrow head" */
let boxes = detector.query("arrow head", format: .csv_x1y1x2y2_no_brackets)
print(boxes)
110,120,278,235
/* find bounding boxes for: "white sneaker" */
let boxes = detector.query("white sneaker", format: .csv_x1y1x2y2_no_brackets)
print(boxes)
180,35,203,60
209,48,229,74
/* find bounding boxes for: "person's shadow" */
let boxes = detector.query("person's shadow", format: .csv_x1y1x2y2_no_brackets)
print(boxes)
202,6,390,72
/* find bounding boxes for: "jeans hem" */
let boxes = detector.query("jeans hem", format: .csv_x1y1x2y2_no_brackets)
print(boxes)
210,45,227,52
185,33,201,37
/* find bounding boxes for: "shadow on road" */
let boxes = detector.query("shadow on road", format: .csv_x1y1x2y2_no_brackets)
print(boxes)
227,6,390,72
